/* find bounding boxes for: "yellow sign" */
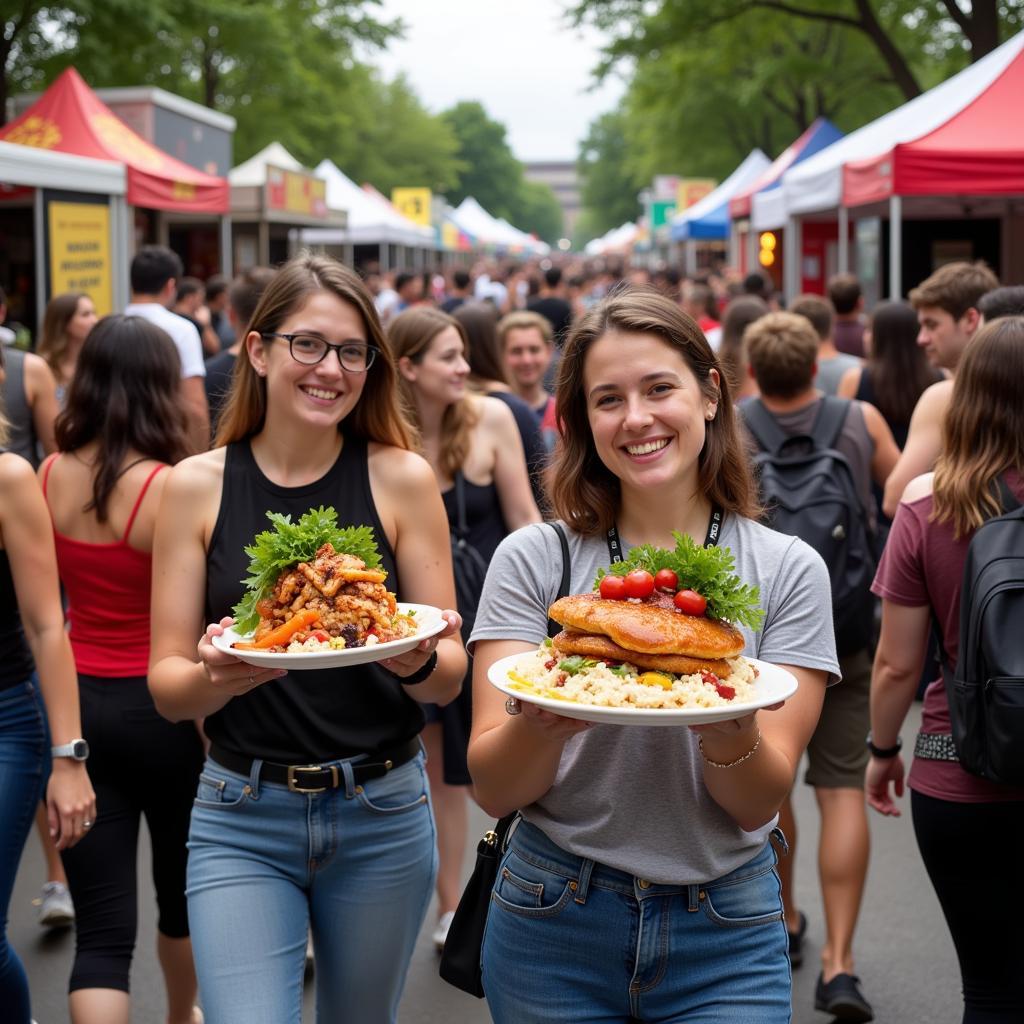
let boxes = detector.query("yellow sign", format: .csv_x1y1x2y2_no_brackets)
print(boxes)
676,178,717,211
48,201,112,315
391,187,432,226
266,166,328,218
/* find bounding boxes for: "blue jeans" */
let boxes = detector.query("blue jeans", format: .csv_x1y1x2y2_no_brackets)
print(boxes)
186,750,437,1024
482,819,791,1024
0,679,50,1024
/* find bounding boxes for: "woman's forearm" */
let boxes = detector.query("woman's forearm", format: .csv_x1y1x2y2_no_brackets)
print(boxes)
25,621,83,745
468,720,567,818
870,661,918,748
699,733,795,832
404,637,465,706
149,656,232,723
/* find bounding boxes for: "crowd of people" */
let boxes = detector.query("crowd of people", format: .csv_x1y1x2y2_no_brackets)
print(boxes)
0,245,1021,1024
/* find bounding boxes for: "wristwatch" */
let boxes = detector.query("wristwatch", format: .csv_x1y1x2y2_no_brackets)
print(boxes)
51,739,90,762
866,733,902,759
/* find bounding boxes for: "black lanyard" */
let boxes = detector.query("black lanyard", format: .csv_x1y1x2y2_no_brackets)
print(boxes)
606,503,723,564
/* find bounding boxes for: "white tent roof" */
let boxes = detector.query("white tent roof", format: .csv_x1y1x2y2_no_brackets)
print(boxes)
769,31,1024,221
299,159,435,247
228,142,304,187
451,197,546,253
584,221,638,255
670,149,770,233
0,139,125,194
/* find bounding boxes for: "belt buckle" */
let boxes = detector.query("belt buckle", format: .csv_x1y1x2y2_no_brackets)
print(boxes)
287,764,338,794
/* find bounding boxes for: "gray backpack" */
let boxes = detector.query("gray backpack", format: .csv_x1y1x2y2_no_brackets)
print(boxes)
741,396,876,655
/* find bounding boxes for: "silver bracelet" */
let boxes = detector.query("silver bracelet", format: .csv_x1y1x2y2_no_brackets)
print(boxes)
698,729,761,769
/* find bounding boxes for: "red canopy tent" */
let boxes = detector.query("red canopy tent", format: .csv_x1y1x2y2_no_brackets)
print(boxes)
1,67,228,214
843,35,1024,206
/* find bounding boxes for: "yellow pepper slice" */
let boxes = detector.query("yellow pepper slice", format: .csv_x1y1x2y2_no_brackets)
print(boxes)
637,672,674,690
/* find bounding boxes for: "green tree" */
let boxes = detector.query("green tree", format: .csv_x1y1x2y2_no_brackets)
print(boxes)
515,179,564,244
576,109,643,240
441,100,525,218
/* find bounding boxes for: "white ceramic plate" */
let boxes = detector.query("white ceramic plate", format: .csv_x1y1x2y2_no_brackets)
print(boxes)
487,653,798,726
211,603,446,670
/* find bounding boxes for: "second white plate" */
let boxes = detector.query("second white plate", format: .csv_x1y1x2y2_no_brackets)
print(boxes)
488,653,797,726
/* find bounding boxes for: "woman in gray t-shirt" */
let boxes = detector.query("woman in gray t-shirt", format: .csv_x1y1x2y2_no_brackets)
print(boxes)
467,289,837,1024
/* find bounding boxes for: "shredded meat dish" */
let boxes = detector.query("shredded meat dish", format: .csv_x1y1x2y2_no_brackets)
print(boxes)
251,543,414,651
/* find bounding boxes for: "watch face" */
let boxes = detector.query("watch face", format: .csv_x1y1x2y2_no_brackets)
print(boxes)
72,739,90,760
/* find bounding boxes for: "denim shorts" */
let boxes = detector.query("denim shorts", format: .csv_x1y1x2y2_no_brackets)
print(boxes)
482,819,790,1023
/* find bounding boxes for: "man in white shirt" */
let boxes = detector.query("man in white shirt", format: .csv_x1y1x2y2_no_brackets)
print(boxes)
125,245,209,452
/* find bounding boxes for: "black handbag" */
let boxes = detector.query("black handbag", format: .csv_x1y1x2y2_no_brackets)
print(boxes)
438,522,571,997
438,812,517,997
450,470,490,642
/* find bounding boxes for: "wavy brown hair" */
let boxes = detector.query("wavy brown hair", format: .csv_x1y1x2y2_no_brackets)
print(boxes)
55,315,188,521
36,292,88,377
388,307,480,480
215,253,414,451
547,287,759,535
931,316,1024,538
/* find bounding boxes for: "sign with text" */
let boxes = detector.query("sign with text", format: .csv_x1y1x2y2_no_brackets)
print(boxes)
266,165,328,218
650,200,677,230
677,178,717,211
653,175,680,200
391,187,432,226
47,200,112,314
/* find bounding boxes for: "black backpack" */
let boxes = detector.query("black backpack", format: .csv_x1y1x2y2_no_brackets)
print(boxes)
939,477,1024,785
741,396,876,655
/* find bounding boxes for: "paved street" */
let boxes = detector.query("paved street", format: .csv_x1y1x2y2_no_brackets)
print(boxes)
12,702,961,1023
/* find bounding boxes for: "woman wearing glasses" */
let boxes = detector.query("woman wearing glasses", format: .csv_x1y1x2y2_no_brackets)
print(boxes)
149,254,465,1024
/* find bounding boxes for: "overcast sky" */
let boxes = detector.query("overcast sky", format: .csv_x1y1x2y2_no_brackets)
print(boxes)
374,0,625,162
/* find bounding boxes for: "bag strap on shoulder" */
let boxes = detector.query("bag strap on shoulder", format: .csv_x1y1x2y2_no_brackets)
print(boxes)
810,395,852,451
547,522,571,637
738,397,790,455
453,470,470,537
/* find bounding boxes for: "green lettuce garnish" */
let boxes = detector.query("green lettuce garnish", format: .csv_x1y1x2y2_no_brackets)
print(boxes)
232,507,382,634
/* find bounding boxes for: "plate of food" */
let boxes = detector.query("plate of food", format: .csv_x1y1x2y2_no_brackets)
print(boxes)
488,531,797,725
211,506,445,670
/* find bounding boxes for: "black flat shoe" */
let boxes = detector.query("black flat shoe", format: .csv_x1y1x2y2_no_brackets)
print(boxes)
814,972,874,1023
786,911,807,968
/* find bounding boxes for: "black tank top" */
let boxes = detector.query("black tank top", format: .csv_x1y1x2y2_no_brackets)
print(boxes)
855,367,910,450
0,452,36,690
441,476,506,565
203,436,425,762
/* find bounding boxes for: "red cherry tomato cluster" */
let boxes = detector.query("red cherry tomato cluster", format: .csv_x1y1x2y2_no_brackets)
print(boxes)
599,568,708,617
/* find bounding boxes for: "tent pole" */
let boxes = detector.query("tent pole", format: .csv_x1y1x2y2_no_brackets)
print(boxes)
838,206,849,274
729,221,739,270
746,225,756,276
112,197,132,311
784,216,801,302
685,240,698,277
34,188,46,327
889,195,902,299
220,215,232,278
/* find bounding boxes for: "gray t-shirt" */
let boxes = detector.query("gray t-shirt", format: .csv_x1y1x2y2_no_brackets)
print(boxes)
816,352,861,396
470,514,838,884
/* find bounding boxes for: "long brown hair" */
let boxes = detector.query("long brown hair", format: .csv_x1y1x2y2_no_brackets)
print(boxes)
547,287,759,535
215,253,414,451
718,295,768,396
388,307,480,480
453,301,507,389
37,292,88,377
866,301,942,429
931,316,1024,538
55,315,188,521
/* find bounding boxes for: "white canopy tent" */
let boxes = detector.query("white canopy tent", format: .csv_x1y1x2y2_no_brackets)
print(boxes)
228,141,304,187
298,159,435,256
450,197,546,254
584,222,639,256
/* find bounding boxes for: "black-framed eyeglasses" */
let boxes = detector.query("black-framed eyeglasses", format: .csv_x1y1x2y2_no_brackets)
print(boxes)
261,332,379,372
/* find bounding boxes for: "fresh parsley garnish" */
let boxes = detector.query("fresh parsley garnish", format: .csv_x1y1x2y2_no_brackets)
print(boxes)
593,532,764,630
558,656,598,675
232,507,382,634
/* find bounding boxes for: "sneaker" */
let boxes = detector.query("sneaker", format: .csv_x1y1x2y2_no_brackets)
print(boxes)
432,910,455,952
814,972,874,1023
34,881,74,929
786,910,807,968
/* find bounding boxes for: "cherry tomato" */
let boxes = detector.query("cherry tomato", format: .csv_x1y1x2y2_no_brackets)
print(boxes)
599,574,628,600
673,589,708,616
311,630,331,643
623,570,656,600
654,568,679,592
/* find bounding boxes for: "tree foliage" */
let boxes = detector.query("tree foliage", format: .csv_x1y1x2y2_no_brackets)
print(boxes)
442,100,564,242
575,109,643,240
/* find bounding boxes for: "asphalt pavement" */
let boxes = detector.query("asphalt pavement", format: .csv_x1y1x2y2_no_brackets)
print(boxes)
12,701,962,1023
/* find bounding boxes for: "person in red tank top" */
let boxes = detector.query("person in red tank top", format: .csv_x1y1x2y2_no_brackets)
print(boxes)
40,314,202,1024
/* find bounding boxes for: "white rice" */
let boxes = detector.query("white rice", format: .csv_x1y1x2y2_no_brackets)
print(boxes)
506,644,758,710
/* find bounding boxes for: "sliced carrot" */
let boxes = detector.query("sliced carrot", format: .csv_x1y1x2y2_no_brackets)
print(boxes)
249,608,321,650
337,569,388,583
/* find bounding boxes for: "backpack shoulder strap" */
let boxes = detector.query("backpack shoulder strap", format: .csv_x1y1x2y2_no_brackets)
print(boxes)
739,398,790,454
810,395,852,450
547,522,571,637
